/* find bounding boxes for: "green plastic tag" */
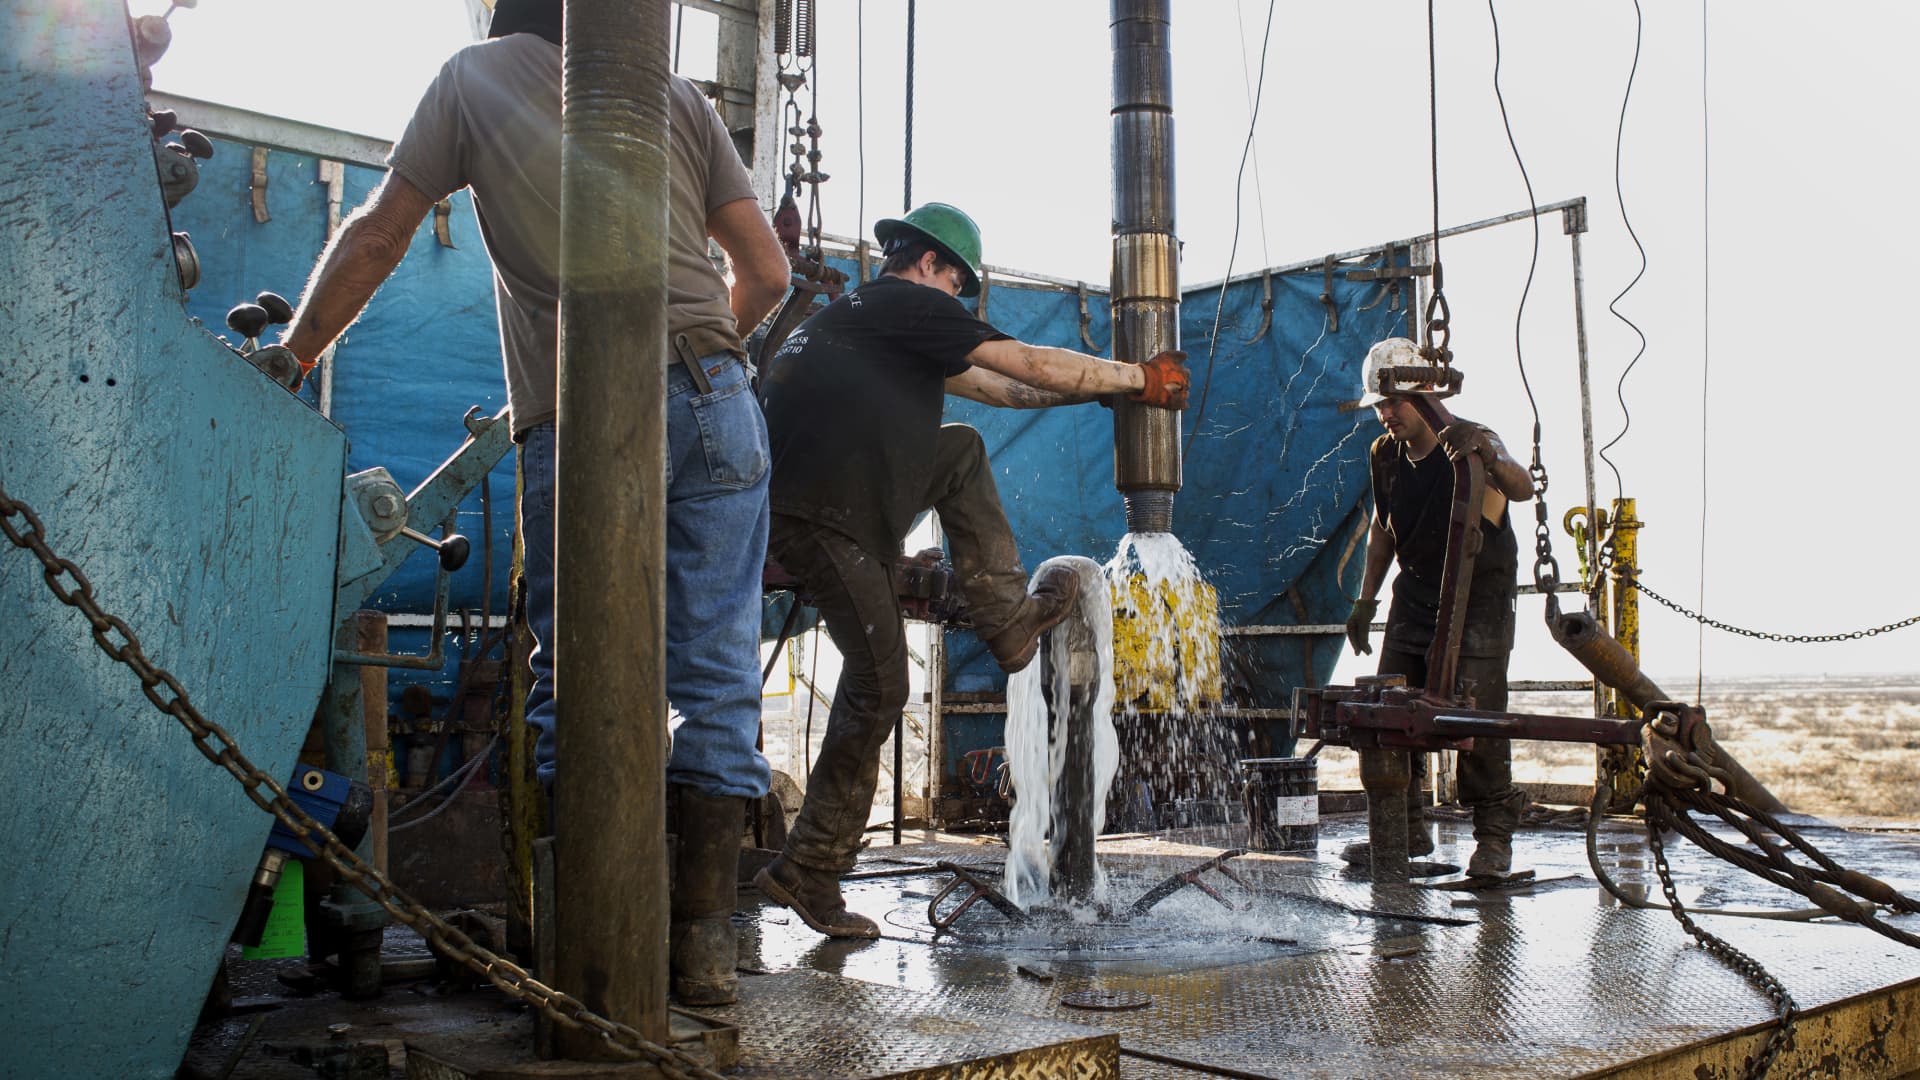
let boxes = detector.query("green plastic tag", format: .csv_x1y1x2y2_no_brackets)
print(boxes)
241,859,306,960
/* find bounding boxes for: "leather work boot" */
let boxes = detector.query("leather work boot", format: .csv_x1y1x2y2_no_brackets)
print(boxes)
984,564,1082,674
670,786,747,1005
1465,788,1525,879
753,855,879,939
1465,836,1512,879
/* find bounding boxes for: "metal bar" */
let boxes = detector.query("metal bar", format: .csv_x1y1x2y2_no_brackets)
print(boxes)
673,0,756,24
356,611,390,874
144,90,393,169
1509,679,1597,692
553,0,672,1054
1185,196,1589,293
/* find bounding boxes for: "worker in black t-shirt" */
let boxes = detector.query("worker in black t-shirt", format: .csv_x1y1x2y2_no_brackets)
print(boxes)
755,202,1190,937
1345,337,1536,880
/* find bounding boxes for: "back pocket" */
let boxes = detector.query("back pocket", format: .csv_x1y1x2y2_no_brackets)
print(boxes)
692,377,769,489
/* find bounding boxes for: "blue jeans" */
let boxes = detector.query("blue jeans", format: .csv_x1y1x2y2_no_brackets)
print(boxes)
523,354,772,799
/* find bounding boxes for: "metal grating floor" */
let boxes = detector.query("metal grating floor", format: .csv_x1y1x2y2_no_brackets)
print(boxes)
735,813,1920,1078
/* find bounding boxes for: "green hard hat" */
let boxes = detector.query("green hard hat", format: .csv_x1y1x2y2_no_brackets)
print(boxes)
874,202,983,298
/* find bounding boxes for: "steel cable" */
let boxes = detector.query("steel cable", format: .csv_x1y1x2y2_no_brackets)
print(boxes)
1185,0,1278,461
1598,0,1650,500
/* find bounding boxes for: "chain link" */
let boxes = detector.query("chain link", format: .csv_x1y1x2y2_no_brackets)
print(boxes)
1645,808,1797,1080
1626,571,1920,644
0,482,724,1080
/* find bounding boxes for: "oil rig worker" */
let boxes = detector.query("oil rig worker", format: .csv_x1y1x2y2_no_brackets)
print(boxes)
1345,337,1535,879
754,202,1190,937
278,0,791,1006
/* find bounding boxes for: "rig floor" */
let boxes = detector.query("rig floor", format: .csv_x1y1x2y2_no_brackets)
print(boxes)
185,810,1920,1079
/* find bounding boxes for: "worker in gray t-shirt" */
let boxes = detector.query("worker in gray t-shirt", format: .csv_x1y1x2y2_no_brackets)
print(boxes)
280,0,790,1007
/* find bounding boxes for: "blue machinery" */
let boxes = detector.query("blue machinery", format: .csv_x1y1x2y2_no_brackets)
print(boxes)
2,2,1466,1074
0,4,510,1075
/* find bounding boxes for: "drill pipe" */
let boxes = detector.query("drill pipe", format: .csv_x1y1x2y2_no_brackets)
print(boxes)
1551,612,1788,815
1110,0,1181,533
553,0,672,1053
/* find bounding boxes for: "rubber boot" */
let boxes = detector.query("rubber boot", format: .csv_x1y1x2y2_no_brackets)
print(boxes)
753,854,879,939
1465,788,1525,879
984,565,1081,674
1340,794,1434,862
670,786,746,1005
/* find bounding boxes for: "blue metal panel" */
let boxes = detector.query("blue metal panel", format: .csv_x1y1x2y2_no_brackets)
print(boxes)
0,7,348,1077
170,139,518,621
937,268,1405,702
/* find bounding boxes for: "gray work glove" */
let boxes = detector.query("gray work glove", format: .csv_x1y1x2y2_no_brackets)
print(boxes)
1346,598,1378,655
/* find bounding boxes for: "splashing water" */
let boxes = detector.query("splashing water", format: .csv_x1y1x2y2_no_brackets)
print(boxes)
1107,533,1222,714
1002,556,1117,911
1002,534,1229,911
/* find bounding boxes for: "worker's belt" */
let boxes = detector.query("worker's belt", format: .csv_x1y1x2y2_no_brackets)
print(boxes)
673,332,749,396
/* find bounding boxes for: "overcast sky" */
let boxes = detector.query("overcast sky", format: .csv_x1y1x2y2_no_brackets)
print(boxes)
137,0,1920,685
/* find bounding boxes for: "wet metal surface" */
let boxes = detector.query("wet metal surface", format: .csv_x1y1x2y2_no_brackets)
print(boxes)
694,969,1117,1078
740,814,1920,1078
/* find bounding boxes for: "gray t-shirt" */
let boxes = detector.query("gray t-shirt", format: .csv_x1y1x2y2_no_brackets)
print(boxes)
389,35,758,438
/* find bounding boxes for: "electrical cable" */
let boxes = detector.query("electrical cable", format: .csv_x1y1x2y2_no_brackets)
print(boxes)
391,735,500,831
1185,0,1278,460
1597,0,1650,500
1486,0,1544,453
1697,0,1711,699
1234,0,1272,270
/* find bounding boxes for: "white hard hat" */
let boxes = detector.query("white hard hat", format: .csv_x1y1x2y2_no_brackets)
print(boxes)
1357,337,1432,407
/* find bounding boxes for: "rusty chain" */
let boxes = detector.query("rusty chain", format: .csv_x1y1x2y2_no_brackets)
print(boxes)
1644,810,1797,1080
1623,569,1920,644
0,480,724,1080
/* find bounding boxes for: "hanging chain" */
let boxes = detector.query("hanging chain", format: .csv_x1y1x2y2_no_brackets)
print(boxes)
1622,570,1920,644
1645,811,1797,1080
1524,422,1563,622
774,0,826,257
0,480,725,1080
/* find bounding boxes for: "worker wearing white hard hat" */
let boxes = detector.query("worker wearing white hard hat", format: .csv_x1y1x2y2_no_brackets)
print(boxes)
1345,338,1537,880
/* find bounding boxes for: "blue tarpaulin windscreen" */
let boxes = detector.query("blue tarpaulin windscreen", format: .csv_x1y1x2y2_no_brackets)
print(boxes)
172,135,1413,720
933,265,1411,712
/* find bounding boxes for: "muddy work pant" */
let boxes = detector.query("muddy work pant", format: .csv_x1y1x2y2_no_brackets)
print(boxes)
769,426,1030,873
1376,646,1525,842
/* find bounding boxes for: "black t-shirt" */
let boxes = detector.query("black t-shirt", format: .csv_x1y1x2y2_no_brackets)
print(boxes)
1369,431,1519,657
761,276,1010,557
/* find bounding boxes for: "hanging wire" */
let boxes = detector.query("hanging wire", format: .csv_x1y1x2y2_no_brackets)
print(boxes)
902,0,915,213
672,2,684,72
1486,0,1543,455
1234,0,1272,269
1597,0,1650,500
857,0,866,243
1185,0,1278,460
1420,0,1452,364
1696,0,1712,697
1488,0,1567,617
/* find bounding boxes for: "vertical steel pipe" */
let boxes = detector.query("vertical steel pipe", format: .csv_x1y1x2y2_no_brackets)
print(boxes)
1110,0,1181,533
554,0,672,1055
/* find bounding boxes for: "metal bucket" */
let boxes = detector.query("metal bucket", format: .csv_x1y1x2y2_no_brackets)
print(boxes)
1239,757,1318,852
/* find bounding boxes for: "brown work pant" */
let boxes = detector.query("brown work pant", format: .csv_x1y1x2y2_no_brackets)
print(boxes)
1376,646,1525,843
771,425,1029,873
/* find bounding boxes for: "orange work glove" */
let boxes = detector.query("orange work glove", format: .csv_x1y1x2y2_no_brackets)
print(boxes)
1129,350,1190,410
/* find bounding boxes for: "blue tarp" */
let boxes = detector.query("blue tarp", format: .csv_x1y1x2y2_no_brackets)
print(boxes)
935,266,1406,704
170,135,1410,746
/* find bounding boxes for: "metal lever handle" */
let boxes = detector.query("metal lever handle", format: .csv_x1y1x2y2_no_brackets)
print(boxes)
398,527,470,572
